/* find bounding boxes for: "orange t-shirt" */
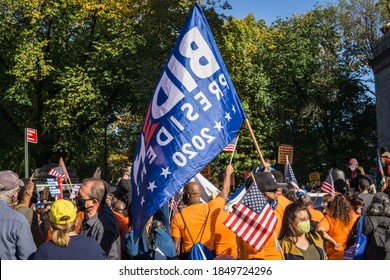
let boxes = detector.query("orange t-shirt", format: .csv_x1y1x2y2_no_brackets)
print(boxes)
113,211,130,259
171,197,224,252
214,209,238,257
318,212,358,260
238,208,284,260
309,208,324,223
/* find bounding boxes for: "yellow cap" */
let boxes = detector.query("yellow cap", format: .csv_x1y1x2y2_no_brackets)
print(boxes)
50,199,76,225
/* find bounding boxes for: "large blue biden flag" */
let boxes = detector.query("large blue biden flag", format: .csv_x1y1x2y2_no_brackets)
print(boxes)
131,3,246,238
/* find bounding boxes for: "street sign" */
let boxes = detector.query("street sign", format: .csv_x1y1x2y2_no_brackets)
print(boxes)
26,128,37,144
277,144,294,164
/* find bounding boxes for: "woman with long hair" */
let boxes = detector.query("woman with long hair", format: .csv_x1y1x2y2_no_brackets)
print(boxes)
316,194,358,259
363,192,390,259
279,202,326,260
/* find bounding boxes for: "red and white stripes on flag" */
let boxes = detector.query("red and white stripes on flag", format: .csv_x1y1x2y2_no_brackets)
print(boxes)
321,169,335,197
169,189,183,217
223,183,277,251
285,160,300,191
48,165,66,179
223,136,238,152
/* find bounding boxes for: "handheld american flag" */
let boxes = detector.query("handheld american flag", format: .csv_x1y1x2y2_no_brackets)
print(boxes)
223,183,277,251
285,159,305,196
321,168,335,196
48,165,66,179
169,189,183,218
223,136,238,152
130,3,246,238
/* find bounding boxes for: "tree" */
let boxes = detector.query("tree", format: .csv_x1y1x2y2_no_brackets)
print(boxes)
261,5,376,182
0,0,227,180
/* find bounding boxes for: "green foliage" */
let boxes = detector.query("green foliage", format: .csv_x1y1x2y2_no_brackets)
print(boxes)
0,0,379,188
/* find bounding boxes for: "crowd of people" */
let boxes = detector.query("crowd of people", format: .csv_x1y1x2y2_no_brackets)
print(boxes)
1,149,390,260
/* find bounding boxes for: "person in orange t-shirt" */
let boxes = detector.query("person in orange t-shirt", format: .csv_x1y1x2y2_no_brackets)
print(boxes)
238,170,288,260
170,165,233,259
316,194,358,259
112,200,130,259
298,193,324,224
214,209,238,258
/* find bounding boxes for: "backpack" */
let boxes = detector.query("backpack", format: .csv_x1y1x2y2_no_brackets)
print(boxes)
188,242,214,260
125,220,177,260
365,216,390,260
344,215,368,260
179,207,214,260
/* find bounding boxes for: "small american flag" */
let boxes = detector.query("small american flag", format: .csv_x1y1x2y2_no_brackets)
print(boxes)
169,189,183,217
285,160,299,191
223,183,277,251
48,165,66,179
321,169,335,196
223,136,238,152
285,160,306,196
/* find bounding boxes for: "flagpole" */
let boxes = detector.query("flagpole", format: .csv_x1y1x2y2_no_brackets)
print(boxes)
229,134,239,165
274,231,285,260
60,157,74,195
244,119,267,169
312,190,321,206
284,155,288,179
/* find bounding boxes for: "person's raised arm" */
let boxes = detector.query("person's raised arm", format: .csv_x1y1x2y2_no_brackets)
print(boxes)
217,164,234,203
316,224,342,250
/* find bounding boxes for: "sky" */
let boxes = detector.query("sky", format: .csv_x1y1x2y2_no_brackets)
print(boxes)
214,0,375,91
218,0,339,25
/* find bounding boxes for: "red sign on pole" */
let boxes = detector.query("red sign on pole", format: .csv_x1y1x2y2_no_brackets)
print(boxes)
26,128,38,144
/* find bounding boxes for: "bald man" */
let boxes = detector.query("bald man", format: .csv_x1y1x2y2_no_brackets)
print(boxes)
170,165,233,259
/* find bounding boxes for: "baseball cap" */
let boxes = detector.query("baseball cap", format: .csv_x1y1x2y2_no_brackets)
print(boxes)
50,199,76,225
255,172,287,192
0,170,23,191
348,158,358,168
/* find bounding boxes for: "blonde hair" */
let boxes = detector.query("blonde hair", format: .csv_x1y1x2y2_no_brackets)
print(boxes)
51,217,78,247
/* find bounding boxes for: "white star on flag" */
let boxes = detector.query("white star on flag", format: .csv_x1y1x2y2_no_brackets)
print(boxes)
160,167,172,178
148,181,157,192
214,121,223,132
225,112,232,121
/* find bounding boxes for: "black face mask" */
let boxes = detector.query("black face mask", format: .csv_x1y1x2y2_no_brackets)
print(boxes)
31,190,39,204
267,197,278,210
76,197,94,211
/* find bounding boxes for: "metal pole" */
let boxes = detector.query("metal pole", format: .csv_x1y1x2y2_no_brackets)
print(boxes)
24,128,28,178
